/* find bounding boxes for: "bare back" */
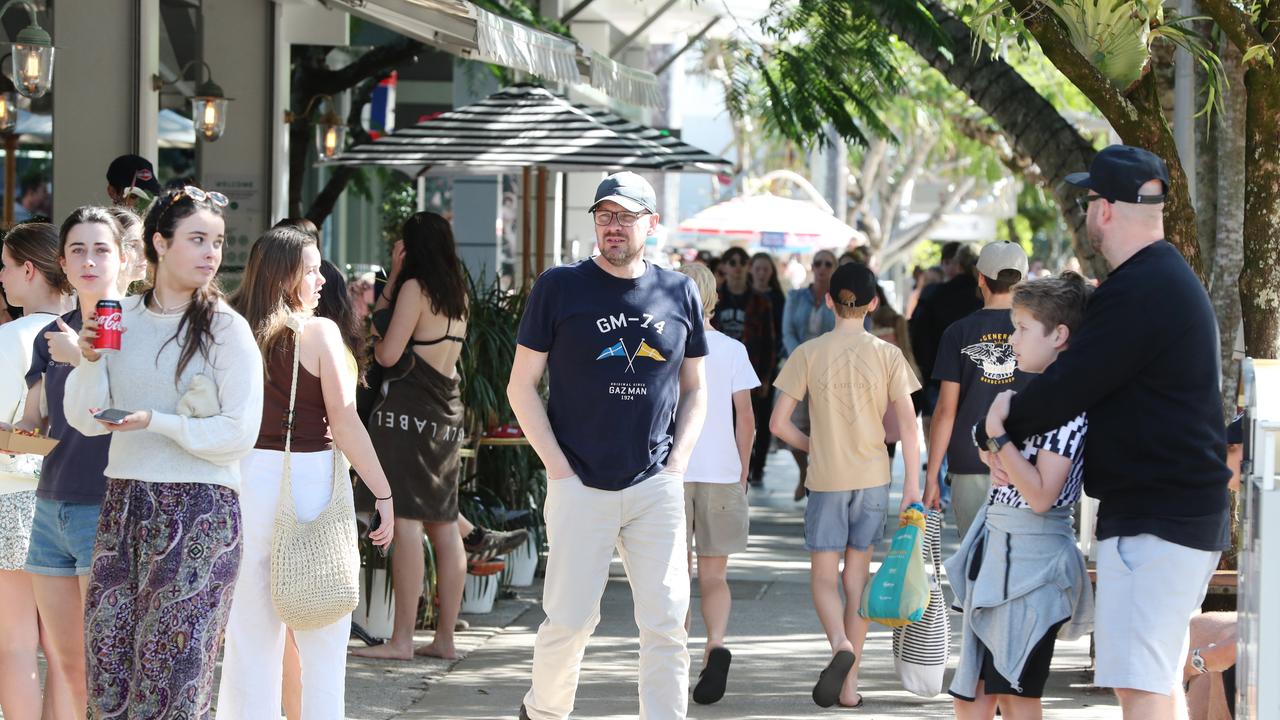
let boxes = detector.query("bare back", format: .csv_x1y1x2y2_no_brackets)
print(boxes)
375,277,467,378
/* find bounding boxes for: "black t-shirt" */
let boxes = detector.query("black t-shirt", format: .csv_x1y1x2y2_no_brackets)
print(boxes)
25,309,110,503
932,308,1029,474
516,259,708,491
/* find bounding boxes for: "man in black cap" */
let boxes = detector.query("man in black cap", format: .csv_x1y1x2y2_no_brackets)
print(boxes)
105,154,162,209
508,171,708,719
982,145,1230,719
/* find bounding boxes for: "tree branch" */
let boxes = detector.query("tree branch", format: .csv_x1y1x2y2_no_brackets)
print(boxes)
879,176,976,260
308,38,425,97
1198,0,1267,54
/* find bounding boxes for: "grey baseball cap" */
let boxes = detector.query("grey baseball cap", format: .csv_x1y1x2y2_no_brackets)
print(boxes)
589,171,657,214
977,241,1029,280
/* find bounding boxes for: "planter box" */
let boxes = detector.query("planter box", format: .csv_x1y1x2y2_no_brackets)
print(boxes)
355,568,395,639
461,571,500,615
500,537,537,588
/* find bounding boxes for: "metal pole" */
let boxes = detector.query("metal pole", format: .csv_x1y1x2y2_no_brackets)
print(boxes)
610,0,680,58
654,16,720,76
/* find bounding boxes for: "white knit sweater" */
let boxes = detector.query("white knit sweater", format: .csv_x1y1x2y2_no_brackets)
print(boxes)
63,295,264,491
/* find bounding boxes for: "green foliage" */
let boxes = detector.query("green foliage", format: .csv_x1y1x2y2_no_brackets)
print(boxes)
970,1,1226,119
722,0,948,148
380,179,417,250
458,271,528,436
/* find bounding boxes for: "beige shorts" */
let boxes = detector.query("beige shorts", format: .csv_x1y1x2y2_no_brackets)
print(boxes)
684,482,749,556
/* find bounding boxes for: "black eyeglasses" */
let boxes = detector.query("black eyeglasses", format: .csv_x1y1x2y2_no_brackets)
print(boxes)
1075,192,1165,213
593,210,648,228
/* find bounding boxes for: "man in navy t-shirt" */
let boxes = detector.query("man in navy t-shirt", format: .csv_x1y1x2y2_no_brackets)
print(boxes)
510,172,708,720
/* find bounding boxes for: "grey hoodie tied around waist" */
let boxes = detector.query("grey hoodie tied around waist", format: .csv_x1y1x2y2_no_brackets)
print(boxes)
945,502,1094,697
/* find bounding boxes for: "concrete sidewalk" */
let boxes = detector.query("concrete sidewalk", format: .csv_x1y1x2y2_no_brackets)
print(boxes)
375,450,1120,720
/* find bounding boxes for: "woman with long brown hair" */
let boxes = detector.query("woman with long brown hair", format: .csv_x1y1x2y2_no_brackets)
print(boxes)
63,187,264,718
218,226,393,719
352,211,468,661
0,222,72,718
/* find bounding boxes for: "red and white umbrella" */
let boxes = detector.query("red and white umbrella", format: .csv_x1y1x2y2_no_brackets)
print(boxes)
675,193,859,253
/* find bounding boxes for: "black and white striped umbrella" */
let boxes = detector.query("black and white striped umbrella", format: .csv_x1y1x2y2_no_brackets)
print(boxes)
327,84,730,174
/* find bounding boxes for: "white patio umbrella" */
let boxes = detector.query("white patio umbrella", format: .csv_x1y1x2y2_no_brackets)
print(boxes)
675,193,859,254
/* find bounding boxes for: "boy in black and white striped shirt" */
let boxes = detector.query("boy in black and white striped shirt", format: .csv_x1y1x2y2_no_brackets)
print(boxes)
946,273,1094,716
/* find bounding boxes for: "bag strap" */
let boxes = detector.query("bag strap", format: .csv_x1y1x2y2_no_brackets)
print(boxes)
279,320,303,518
925,510,944,578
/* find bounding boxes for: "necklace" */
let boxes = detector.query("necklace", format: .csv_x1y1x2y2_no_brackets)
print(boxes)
153,295,192,315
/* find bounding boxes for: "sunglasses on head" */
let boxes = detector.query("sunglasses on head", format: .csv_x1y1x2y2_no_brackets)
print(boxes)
174,185,230,208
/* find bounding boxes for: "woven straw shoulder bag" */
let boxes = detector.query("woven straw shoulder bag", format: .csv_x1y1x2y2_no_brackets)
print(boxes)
270,320,361,630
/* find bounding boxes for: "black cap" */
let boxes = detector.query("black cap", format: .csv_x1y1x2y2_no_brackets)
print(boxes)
589,171,657,214
829,263,877,308
106,154,162,195
1065,145,1169,204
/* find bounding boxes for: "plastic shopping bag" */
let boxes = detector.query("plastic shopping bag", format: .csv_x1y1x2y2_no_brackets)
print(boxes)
892,510,950,696
860,503,929,627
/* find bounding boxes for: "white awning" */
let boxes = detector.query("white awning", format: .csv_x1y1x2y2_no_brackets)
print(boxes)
322,0,661,107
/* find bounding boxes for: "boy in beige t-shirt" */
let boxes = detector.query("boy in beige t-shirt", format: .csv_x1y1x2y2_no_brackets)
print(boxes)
770,262,922,709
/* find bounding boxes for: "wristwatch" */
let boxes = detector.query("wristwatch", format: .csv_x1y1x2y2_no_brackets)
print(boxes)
985,433,1011,455
1191,644,1216,674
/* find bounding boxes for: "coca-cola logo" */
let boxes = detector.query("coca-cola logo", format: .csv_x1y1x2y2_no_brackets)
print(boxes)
99,314,124,332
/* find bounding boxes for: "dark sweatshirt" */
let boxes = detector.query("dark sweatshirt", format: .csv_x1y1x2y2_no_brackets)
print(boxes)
998,241,1230,551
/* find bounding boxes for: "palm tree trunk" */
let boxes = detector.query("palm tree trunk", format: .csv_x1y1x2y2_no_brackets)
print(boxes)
864,0,1102,276
1212,42,1246,414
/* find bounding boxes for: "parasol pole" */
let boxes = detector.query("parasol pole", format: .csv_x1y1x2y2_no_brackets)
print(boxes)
3,133,15,228
535,166,548,276
521,166,532,285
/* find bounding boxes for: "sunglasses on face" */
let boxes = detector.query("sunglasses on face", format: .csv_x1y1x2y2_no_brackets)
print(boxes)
813,259,834,269
593,210,648,228
1074,194,1107,213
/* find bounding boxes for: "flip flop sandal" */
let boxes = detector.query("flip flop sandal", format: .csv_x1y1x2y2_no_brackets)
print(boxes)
812,649,855,708
839,694,865,709
692,646,732,705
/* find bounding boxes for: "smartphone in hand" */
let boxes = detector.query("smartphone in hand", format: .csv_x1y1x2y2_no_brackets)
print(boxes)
93,409,132,424
367,509,388,557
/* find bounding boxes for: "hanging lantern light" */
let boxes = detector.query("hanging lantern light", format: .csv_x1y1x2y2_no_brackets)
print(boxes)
154,60,232,143
191,77,229,142
314,97,346,161
0,1,53,99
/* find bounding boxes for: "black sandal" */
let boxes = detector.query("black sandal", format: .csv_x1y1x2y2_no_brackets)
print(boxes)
692,646,732,705
812,649,855,707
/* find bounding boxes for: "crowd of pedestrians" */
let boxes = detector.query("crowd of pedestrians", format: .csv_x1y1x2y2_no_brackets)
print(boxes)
0,145,1238,720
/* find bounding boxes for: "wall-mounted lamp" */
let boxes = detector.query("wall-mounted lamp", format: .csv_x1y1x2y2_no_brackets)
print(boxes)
0,1,53,99
284,94,346,161
153,60,231,142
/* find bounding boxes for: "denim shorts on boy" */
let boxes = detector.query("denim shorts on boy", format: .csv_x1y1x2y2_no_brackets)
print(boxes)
25,498,102,577
684,482,749,556
804,483,890,552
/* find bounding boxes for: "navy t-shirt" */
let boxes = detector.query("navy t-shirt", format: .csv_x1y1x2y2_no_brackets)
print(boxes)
517,259,708,491
931,308,1030,475
25,309,110,503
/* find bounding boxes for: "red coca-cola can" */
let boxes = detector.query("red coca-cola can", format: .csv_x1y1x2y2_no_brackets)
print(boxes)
94,299,123,353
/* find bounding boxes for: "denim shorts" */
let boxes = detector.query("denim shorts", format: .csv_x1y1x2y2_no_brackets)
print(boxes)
804,483,890,553
25,498,102,577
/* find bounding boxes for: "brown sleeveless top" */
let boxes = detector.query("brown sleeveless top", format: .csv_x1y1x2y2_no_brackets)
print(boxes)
256,345,333,452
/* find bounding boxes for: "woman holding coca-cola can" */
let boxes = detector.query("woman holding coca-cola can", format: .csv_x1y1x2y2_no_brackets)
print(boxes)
0,221,73,718
16,207,139,718
62,187,264,719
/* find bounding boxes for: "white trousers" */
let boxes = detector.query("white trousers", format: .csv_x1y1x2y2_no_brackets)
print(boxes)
523,473,690,720
217,448,352,720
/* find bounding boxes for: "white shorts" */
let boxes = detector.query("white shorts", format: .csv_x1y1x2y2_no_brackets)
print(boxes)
1094,534,1219,695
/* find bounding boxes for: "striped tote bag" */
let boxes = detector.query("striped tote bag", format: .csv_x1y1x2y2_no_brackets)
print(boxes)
891,510,950,697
